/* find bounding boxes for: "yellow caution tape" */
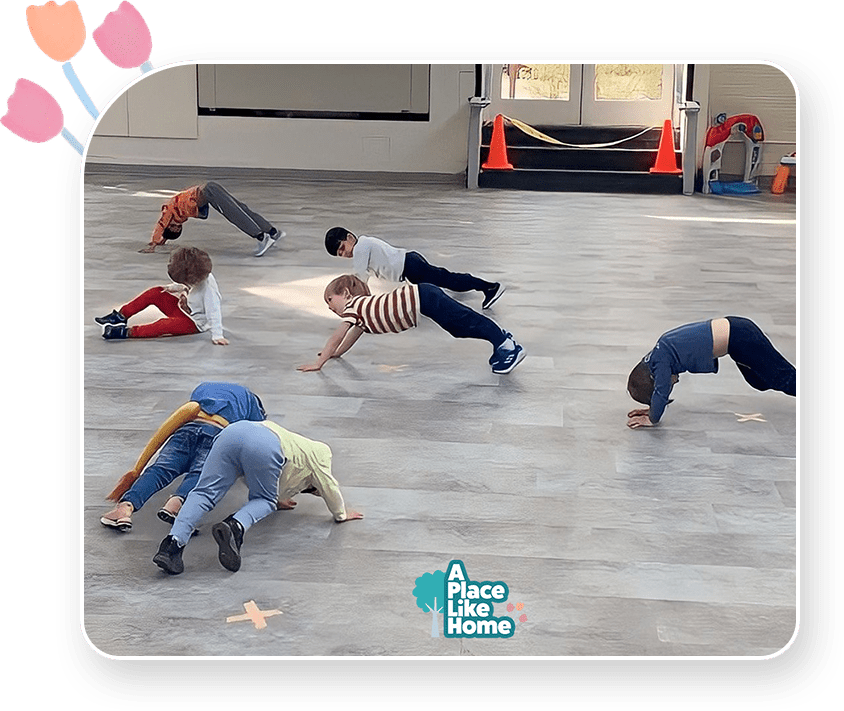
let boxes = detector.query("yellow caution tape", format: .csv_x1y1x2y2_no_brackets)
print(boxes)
502,115,660,149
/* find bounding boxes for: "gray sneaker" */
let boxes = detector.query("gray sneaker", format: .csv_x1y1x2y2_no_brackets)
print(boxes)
254,228,284,257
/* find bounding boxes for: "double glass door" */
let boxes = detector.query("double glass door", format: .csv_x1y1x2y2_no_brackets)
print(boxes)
487,64,676,127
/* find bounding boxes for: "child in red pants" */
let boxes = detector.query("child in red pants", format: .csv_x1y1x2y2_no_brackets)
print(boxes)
95,246,228,345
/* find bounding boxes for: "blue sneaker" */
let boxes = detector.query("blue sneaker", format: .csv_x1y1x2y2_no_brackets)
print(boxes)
490,338,525,374
94,309,126,326
102,323,129,340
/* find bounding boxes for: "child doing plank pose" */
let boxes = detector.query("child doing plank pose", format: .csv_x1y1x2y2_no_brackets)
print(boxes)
325,227,505,309
297,275,525,375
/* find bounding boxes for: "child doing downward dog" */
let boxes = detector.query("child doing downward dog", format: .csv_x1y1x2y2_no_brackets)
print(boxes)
95,246,228,345
297,275,525,375
626,316,796,428
141,181,284,257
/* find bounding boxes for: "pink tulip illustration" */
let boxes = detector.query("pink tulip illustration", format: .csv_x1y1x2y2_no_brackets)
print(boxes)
26,2,99,118
1,79,83,153
93,2,153,73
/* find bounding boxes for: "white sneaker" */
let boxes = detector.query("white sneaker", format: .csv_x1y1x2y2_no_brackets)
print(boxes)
254,228,285,257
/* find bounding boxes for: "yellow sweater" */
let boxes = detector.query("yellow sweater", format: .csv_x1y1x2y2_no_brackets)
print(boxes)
258,421,347,521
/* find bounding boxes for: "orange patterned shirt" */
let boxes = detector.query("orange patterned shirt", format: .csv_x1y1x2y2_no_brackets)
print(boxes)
150,185,206,245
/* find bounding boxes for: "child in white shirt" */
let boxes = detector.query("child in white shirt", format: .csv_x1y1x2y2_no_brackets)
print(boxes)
325,227,505,309
95,246,228,344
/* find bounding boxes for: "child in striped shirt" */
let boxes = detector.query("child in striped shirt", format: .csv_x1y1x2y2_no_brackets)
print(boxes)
297,275,525,375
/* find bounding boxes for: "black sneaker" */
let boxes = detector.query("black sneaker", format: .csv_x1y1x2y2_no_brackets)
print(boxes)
94,309,126,326
153,535,184,575
490,339,526,374
482,283,505,309
212,515,244,572
102,323,129,340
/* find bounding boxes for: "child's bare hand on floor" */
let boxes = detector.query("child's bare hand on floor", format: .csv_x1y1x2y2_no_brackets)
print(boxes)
627,408,650,418
297,362,323,372
277,498,297,510
627,414,654,429
212,337,229,346
340,510,364,522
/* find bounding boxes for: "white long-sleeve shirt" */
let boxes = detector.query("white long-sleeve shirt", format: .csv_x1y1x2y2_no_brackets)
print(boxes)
165,273,224,340
352,235,407,283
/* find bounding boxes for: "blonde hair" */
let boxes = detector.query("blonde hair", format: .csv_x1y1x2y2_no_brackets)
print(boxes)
324,274,371,301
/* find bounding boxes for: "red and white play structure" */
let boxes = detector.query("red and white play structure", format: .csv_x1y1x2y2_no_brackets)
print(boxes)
702,113,764,194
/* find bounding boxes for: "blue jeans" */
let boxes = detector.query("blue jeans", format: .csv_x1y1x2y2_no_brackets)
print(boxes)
726,316,796,396
418,283,506,351
121,421,222,511
169,421,285,546
402,251,495,293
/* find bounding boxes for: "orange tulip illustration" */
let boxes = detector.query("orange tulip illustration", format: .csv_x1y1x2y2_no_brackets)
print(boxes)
26,1,85,62
26,2,99,118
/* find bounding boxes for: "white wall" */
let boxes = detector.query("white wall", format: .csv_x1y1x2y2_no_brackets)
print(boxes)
88,64,476,176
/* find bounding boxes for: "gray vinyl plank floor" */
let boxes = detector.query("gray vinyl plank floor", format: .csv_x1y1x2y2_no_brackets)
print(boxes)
83,172,796,657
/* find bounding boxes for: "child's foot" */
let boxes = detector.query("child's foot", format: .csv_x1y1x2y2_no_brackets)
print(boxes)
100,501,133,532
490,335,526,374
254,228,284,257
482,283,505,309
212,515,244,572
156,496,183,525
153,535,185,575
102,323,129,340
94,309,127,326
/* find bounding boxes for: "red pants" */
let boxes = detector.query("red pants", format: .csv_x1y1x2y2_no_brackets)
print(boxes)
120,287,199,339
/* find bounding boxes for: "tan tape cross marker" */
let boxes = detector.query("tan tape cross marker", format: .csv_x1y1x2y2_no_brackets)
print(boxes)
226,600,282,629
734,412,767,423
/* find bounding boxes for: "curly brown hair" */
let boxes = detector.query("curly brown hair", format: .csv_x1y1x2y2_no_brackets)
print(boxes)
167,246,212,286
324,274,371,301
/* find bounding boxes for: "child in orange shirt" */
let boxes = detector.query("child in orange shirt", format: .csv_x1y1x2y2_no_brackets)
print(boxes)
141,181,284,257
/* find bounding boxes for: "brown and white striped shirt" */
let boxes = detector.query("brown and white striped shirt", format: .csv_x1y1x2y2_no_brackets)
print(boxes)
340,283,420,334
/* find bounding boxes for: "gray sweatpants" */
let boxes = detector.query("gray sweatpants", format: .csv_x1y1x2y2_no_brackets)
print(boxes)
200,181,275,240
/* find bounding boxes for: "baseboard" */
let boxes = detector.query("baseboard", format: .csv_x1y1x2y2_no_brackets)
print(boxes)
84,162,466,186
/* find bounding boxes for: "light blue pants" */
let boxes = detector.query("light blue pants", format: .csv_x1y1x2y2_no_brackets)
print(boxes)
169,421,285,546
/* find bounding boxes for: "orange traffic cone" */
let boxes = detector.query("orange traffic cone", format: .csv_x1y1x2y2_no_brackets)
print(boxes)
649,119,682,174
483,114,514,170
